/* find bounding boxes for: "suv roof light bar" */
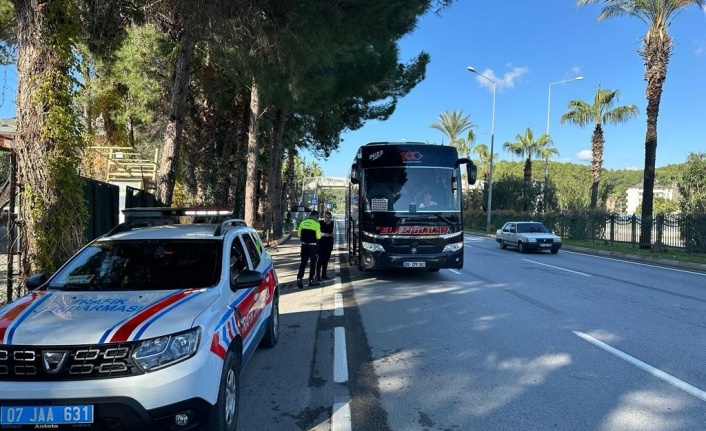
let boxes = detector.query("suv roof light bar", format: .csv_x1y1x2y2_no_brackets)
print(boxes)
122,207,233,220
100,207,236,237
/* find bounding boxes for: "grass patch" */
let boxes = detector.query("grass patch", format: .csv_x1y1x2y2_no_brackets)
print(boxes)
562,238,706,266
468,229,706,267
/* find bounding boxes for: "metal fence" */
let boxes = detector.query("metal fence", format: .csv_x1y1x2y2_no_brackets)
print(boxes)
465,210,706,253
1,180,163,307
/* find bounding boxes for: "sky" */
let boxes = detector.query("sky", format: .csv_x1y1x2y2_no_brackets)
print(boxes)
1,1,705,180
305,0,706,178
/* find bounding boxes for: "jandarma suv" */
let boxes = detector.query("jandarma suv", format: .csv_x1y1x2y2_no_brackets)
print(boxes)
0,207,280,431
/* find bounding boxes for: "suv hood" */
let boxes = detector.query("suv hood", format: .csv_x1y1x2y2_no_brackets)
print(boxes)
0,288,217,346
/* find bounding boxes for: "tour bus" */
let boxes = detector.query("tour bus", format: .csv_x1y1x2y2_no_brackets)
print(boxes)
346,142,477,271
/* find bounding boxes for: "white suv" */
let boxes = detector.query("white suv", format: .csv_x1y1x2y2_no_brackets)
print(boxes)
0,207,280,431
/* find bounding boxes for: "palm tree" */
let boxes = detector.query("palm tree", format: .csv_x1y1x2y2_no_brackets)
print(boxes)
429,110,477,148
456,129,476,158
577,0,705,248
473,143,492,182
503,128,552,211
560,84,638,209
538,144,560,212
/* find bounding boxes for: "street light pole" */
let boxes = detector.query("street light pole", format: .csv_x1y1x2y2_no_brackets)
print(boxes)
546,76,584,137
544,76,583,211
467,66,496,233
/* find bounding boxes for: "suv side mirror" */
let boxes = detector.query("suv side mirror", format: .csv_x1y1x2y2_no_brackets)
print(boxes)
26,273,48,290
231,270,264,290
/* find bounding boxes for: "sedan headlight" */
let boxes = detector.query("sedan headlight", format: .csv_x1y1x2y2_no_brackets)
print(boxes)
133,328,201,372
443,242,464,253
362,241,385,253
527,237,537,242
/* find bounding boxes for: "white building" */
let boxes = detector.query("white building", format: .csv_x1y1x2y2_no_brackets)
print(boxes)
625,182,677,214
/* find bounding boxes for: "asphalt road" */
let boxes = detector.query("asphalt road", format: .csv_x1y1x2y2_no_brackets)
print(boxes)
238,227,706,431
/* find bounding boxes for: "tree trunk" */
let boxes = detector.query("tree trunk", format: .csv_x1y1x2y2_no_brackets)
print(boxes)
14,0,86,279
523,158,532,212
157,29,194,206
639,29,671,249
282,146,296,214
589,124,604,209
257,133,270,230
229,90,249,217
268,109,286,239
244,79,260,226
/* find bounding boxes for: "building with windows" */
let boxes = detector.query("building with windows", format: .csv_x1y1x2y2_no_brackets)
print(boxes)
0,118,15,149
625,182,677,214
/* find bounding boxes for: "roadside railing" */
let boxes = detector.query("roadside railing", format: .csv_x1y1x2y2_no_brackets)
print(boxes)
464,210,706,253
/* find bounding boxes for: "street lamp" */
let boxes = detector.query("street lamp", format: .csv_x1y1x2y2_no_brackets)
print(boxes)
467,66,496,233
544,76,583,211
546,76,584,137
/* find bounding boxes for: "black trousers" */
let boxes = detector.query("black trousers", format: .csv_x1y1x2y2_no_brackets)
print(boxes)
316,237,334,278
297,243,318,280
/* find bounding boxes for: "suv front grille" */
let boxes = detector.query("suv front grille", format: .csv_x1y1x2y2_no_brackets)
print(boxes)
0,343,143,381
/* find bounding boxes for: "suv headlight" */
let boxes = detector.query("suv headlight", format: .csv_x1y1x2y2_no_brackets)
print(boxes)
443,242,463,253
362,241,385,252
133,328,201,372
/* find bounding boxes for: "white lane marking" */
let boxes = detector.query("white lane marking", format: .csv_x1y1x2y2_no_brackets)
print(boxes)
334,294,344,316
332,397,352,431
573,331,706,402
563,250,706,276
449,269,462,275
334,327,348,383
522,259,592,276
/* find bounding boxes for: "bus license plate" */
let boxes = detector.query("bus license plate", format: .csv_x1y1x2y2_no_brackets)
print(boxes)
1,405,94,425
403,262,426,268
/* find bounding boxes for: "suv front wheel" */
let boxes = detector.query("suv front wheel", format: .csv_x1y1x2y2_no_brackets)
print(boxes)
207,350,241,431
260,292,280,348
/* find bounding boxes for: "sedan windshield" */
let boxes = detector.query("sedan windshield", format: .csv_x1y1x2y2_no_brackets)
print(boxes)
49,240,223,291
518,223,550,234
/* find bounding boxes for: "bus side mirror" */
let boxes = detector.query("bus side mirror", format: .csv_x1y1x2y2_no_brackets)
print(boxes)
466,163,477,185
350,163,359,184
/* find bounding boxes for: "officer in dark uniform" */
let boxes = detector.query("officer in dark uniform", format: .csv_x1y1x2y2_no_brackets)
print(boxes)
316,211,334,281
297,210,321,288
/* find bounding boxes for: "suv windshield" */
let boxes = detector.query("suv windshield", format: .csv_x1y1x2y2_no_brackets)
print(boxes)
49,240,223,291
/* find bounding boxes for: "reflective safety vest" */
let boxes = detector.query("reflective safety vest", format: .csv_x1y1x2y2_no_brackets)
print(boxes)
298,218,321,243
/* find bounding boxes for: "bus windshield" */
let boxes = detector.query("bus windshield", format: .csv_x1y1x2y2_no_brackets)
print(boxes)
363,166,460,212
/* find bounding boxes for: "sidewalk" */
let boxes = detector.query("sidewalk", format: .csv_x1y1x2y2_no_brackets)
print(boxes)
266,231,343,291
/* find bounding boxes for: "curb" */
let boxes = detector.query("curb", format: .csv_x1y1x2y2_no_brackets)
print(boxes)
561,245,706,272
469,231,706,273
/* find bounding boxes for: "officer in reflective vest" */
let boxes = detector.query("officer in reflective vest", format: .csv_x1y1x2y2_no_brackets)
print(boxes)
297,210,321,288
316,211,335,281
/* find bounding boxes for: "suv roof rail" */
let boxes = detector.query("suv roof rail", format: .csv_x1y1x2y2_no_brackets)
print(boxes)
214,218,248,236
103,218,174,237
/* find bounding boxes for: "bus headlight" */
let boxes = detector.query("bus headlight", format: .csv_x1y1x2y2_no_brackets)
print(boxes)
362,241,385,253
443,242,464,253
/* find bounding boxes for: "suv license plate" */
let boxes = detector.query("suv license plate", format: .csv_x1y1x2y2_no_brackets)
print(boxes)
1,405,94,425
403,262,426,268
